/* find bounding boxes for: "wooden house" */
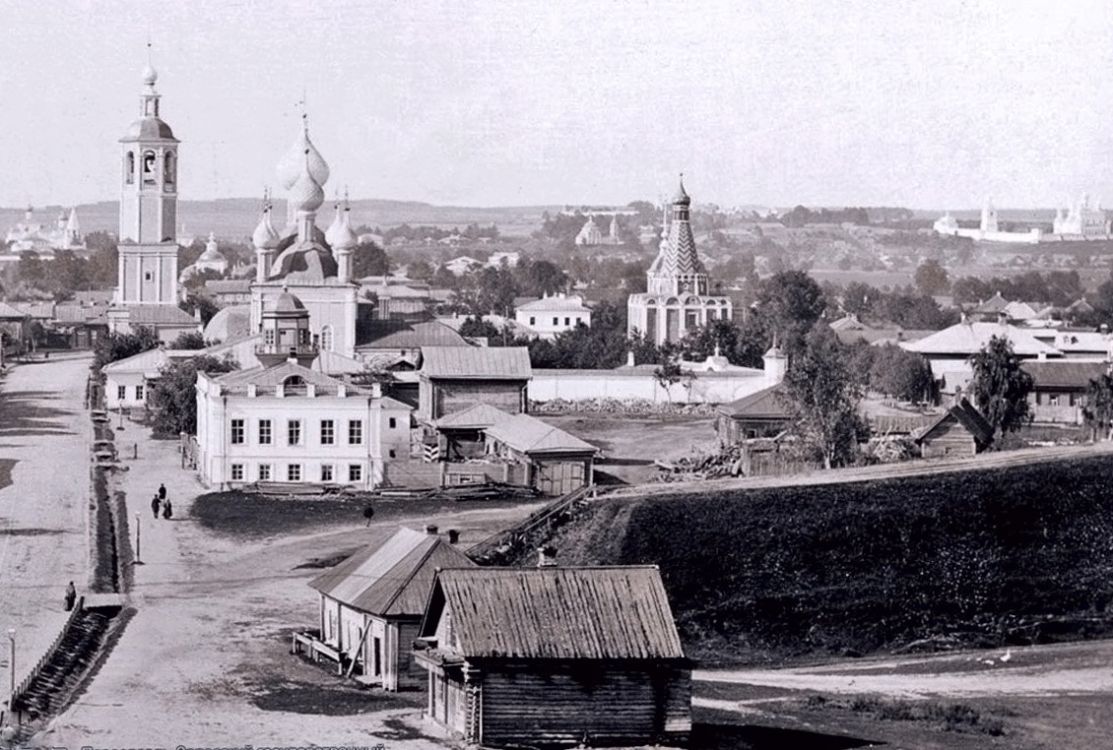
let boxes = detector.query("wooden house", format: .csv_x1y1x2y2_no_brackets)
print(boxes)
914,398,994,458
417,346,531,421
714,383,791,444
414,566,691,748
302,526,475,690
482,412,596,494
1021,359,1108,425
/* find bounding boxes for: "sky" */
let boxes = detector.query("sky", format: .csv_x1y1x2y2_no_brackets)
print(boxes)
2,0,1113,210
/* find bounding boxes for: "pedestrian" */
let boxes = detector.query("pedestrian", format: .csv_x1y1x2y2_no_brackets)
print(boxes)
151,494,160,519
158,483,167,501
64,581,76,612
162,498,173,520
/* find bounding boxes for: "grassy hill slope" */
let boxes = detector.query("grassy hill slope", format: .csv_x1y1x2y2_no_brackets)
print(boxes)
519,454,1113,665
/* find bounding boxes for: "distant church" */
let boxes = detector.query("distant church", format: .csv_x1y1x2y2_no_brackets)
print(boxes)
574,214,620,246
5,206,84,254
627,177,732,345
106,59,198,341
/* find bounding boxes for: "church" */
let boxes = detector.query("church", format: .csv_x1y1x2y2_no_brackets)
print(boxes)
106,60,200,342
626,177,733,345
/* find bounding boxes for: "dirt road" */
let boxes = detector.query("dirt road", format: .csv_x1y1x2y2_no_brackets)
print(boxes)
0,356,93,691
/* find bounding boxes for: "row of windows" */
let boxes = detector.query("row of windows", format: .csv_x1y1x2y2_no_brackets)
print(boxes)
529,316,584,327
117,385,144,400
229,462,364,483
230,418,378,446
1034,392,1078,407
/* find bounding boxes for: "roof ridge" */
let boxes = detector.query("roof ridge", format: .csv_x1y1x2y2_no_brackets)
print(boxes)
378,536,439,614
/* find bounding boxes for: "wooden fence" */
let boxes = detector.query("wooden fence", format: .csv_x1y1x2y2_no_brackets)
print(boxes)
467,485,593,565
8,596,85,721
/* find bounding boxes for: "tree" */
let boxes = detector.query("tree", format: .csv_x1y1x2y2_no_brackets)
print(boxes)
782,324,867,469
407,258,433,282
754,270,827,356
515,259,568,297
351,241,391,278
1083,371,1113,441
653,359,684,403
148,355,238,436
678,318,741,363
92,327,160,371
969,335,1033,437
914,260,950,296
181,293,219,326
868,344,935,403
170,331,207,350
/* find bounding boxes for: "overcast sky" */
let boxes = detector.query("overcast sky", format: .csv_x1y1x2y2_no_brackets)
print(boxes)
2,0,1112,210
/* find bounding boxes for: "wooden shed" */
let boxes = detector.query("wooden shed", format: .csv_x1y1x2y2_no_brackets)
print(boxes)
413,566,691,748
303,526,475,690
914,398,994,458
714,383,791,444
417,346,532,421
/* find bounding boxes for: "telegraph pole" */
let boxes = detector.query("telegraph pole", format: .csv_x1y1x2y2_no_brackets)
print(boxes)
135,514,141,565
7,629,14,723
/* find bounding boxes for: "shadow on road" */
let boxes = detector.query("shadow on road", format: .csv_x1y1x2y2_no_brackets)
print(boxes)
0,389,76,437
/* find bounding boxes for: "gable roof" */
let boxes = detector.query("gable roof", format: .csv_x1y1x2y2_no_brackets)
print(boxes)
718,383,791,420
426,567,685,660
310,527,475,617
420,346,532,379
101,347,193,376
0,301,30,319
483,413,596,454
915,398,994,446
435,403,511,430
901,322,1060,357
120,303,198,326
976,292,1010,314
516,295,591,313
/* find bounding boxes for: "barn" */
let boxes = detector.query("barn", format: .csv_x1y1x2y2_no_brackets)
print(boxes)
299,525,474,690
413,566,691,748
915,398,994,458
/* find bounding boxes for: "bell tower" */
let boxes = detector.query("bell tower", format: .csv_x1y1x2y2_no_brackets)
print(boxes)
116,51,180,305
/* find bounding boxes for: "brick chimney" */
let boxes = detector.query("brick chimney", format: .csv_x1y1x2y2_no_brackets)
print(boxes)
425,524,438,536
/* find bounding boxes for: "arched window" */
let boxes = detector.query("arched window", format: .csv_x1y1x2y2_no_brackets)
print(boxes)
320,325,333,353
125,152,135,184
164,152,175,184
142,150,156,185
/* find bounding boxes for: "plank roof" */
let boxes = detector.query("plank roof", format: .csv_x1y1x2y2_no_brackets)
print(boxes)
1021,359,1108,390
310,527,475,617
915,398,994,447
430,567,685,660
420,346,532,379
0,301,30,319
483,412,596,454
718,383,791,420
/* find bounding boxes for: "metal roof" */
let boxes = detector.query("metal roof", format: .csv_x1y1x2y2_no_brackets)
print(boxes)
1021,359,1108,389
718,383,791,420
902,322,1060,357
0,301,30,319
122,304,198,326
420,346,532,379
310,527,475,617
357,320,468,350
427,567,685,661
483,413,595,454
212,361,362,395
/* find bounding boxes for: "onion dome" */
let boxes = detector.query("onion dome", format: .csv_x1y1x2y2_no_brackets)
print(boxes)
333,207,359,251
198,232,223,261
673,174,691,206
288,154,324,213
276,119,330,191
142,63,158,87
252,207,280,249
324,200,344,247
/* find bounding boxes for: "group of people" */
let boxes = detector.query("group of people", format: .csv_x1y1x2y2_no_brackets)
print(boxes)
150,482,172,520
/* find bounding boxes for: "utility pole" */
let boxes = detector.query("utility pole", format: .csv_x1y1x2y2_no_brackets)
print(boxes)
135,514,141,564
6,629,14,724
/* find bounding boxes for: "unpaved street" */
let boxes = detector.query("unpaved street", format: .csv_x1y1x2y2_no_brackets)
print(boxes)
0,356,94,689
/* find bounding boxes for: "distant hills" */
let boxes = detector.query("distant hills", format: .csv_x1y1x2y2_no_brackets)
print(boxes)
0,198,566,241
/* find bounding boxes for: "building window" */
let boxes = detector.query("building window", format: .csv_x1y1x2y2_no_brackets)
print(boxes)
348,420,363,445
231,419,245,445
117,385,126,400
1049,394,1060,406
1069,393,1078,407
552,317,558,325
321,464,334,482
388,417,397,429
1035,392,1043,405
264,329,275,347
287,464,302,481
287,419,302,445
164,152,175,184
349,464,362,482
388,449,396,458
135,384,144,401
125,152,135,184
320,419,334,445
144,272,152,281
564,317,570,326
258,464,271,481
142,149,156,184
529,316,536,325
231,464,244,481
320,325,333,353
258,419,272,445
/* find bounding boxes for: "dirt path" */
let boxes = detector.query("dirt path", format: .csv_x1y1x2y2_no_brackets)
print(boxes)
695,638,1113,699
0,356,94,693
43,417,541,747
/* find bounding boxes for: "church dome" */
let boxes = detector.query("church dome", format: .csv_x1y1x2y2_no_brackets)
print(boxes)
273,290,307,314
673,175,691,206
198,232,224,262
333,210,359,251
122,117,176,142
141,63,158,87
324,202,344,246
252,209,280,249
276,123,330,191
288,158,324,213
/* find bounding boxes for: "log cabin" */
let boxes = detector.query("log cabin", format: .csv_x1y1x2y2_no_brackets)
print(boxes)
303,525,474,690
413,565,691,748
914,398,994,458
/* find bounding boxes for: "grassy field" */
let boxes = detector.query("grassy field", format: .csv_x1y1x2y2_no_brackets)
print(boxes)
516,453,1113,666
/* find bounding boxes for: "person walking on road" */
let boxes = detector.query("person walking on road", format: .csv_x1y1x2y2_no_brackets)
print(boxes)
158,483,167,501
151,494,161,519
64,581,76,611
162,498,173,520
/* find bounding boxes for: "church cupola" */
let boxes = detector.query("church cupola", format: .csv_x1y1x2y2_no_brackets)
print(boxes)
256,289,317,367
253,189,281,283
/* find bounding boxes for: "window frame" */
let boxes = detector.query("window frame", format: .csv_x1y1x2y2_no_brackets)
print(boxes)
258,419,272,445
349,464,363,482
348,419,363,445
230,418,245,445
287,419,302,446
287,463,302,481
230,463,245,481
320,419,335,445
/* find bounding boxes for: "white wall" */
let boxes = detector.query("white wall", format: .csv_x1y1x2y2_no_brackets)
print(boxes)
105,372,147,409
530,369,775,404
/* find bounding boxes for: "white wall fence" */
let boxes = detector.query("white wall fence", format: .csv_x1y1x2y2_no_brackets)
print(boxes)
530,369,777,405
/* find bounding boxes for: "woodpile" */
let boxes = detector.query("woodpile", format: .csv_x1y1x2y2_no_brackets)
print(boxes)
531,398,718,417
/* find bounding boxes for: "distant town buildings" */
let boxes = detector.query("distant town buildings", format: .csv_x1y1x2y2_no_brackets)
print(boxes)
627,177,733,345
1053,194,1111,238
4,206,84,254
934,194,1112,243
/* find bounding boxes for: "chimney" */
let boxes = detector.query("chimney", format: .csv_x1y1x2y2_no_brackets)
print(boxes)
425,524,439,536
537,545,557,568
447,529,459,545
626,350,635,367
